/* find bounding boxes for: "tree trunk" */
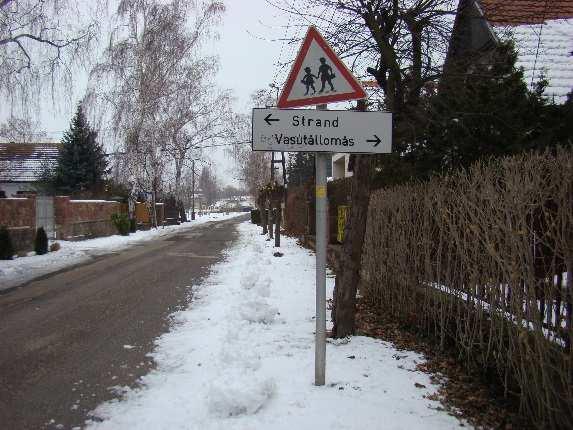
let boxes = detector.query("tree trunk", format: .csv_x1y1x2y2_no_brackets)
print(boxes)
261,204,268,235
274,206,281,247
268,202,274,239
332,154,372,337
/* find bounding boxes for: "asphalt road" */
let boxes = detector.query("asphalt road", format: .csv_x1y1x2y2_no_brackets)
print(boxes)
0,215,247,430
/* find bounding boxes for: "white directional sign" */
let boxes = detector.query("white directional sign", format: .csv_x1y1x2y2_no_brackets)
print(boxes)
252,108,392,154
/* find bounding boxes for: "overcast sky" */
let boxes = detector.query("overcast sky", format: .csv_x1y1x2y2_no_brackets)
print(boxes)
9,0,296,186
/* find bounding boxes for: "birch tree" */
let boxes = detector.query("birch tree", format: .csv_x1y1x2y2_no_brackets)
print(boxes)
161,58,233,202
89,0,224,225
0,0,100,110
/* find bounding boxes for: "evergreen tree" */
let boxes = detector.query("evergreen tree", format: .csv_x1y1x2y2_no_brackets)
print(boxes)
0,226,14,260
52,104,108,193
412,42,558,178
34,227,48,255
287,152,314,186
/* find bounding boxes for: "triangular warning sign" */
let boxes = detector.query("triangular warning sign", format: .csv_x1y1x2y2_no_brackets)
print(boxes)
277,26,366,109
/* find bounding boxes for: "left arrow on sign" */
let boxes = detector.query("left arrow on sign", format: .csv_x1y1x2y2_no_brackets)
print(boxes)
264,113,280,126
366,135,381,147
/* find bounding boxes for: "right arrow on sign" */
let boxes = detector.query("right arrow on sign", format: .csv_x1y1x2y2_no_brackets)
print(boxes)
366,135,381,147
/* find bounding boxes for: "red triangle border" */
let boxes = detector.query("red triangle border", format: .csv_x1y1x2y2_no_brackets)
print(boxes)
277,26,366,109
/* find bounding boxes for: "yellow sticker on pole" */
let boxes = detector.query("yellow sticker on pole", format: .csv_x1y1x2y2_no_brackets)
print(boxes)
315,185,327,198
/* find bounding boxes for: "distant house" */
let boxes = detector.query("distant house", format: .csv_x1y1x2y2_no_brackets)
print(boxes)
331,153,353,180
447,0,573,103
0,142,60,197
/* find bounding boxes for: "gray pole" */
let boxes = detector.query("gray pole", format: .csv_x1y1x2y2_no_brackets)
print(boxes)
191,159,196,220
315,104,328,386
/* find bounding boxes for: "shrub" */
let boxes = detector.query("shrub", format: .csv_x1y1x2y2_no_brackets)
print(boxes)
34,227,49,255
49,242,61,252
129,217,137,233
111,213,130,236
0,226,14,260
251,209,261,225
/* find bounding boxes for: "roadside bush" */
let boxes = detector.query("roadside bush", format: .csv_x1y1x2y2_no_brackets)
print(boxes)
129,217,137,233
49,242,61,252
251,209,261,225
111,213,130,236
0,226,14,260
34,227,49,255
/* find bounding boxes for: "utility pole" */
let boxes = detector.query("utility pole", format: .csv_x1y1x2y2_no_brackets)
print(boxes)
191,159,196,220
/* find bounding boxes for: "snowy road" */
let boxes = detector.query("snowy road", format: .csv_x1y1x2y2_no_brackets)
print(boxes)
0,215,247,430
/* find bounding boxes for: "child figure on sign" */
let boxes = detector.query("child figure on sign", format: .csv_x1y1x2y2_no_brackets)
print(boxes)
301,67,318,95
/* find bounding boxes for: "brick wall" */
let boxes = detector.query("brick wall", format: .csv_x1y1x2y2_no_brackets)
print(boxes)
0,197,35,228
135,202,165,228
0,197,36,252
55,197,122,240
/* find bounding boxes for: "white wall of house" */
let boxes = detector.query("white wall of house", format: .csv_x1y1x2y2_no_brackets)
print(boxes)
0,182,39,197
331,154,353,180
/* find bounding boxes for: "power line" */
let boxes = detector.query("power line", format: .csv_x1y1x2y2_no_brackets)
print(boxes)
196,140,250,149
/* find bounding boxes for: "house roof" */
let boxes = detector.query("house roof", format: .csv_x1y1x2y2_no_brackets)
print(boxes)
479,0,573,102
480,0,573,26
0,142,60,182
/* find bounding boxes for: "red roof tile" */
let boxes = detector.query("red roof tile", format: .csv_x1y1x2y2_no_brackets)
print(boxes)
0,143,60,182
480,0,573,26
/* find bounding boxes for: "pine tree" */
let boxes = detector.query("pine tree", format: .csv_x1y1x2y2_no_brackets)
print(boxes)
34,227,48,255
413,42,544,178
287,152,314,186
0,226,14,260
52,104,108,193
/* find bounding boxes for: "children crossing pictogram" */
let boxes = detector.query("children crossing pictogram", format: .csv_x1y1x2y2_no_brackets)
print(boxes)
277,26,366,109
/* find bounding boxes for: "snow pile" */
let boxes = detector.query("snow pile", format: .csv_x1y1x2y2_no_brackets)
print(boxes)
0,212,244,292
86,222,466,429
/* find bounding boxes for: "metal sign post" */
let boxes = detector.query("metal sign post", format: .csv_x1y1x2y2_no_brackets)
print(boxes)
252,25,392,388
314,105,328,386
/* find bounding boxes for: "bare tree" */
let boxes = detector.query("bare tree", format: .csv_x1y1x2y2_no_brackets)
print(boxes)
0,115,46,143
199,164,219,206
161,58,233,202
226,88,277,198
227,112,271,199
89,0,224,225
0,0,100,110
272,0,457,337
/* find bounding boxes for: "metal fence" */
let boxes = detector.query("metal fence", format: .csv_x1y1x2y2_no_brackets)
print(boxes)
35,196,55,239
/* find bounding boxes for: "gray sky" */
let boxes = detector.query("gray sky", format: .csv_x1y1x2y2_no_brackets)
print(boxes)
2,0,298,186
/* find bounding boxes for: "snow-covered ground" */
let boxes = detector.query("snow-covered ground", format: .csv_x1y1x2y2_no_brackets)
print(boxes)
86,221,465,430
0,212,245,292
